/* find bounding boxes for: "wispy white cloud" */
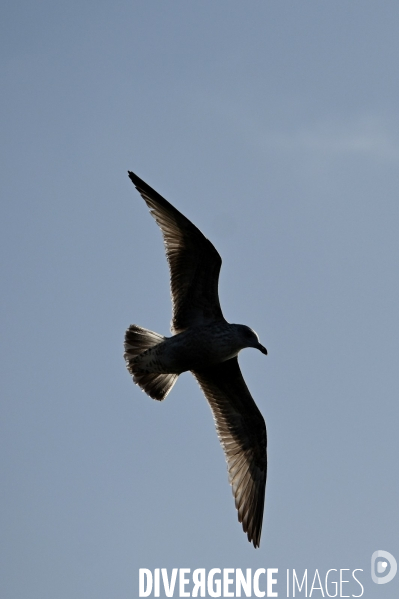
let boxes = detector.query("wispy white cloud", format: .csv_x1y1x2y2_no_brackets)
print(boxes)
263,115,399,163
185,84,399,165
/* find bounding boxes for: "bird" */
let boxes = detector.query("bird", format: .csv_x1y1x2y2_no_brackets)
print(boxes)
124,171,268,548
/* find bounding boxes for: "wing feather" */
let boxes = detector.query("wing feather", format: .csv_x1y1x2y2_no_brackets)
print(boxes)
128,172,224,333
193,357,267,548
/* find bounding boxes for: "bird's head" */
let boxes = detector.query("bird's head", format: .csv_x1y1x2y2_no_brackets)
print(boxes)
235,325,267,355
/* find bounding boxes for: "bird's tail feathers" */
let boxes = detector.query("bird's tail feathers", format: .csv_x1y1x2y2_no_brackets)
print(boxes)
124,325,178,401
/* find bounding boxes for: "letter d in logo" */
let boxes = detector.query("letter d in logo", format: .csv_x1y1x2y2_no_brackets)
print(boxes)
371,550,397,584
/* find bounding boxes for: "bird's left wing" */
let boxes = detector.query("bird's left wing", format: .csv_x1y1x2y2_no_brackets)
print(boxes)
193,357,267,548
128,171,224,333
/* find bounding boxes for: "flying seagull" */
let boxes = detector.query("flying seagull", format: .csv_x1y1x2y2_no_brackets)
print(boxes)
124,172,267,548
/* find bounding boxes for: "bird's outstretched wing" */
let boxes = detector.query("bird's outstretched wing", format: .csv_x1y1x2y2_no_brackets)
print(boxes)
193,357,267,548
128,172,224,333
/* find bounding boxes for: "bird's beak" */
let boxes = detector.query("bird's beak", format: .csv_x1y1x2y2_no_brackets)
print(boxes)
258,344,268,355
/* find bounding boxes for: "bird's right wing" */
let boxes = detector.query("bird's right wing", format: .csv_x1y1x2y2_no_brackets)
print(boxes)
128,172,224,333
193,357,267,548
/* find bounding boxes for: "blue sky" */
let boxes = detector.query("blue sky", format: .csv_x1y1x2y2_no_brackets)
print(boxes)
1,2,399,597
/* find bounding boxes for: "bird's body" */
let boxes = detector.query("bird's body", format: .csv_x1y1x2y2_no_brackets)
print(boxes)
124,172,268,548
132,322,265,374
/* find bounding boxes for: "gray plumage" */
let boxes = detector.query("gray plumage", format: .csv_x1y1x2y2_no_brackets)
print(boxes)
124,171,268,548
